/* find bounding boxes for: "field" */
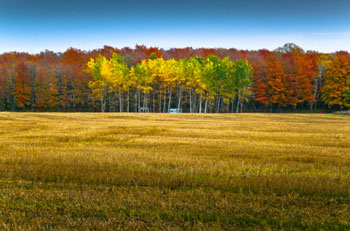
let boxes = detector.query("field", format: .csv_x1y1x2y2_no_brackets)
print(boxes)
0,113,349,230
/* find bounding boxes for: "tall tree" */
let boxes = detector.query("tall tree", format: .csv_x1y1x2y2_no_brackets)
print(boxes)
321,55,350,109
86,55,114,112
233,59,252,113
256,56,291,111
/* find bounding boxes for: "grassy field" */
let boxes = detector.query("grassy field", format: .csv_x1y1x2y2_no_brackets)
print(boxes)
0,113,349,230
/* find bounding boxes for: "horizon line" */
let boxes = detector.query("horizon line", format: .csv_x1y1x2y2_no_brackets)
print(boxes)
1,43,348,55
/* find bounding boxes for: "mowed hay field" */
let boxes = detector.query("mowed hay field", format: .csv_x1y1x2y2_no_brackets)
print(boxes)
0,113,350,231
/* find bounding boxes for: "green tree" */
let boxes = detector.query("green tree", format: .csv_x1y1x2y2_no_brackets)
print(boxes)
110,53,129,112
233,59,252,113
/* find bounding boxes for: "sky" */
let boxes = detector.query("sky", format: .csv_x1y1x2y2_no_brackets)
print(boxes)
0,0,350,53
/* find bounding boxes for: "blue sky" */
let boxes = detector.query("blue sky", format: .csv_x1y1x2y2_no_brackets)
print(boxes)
0,0,349,53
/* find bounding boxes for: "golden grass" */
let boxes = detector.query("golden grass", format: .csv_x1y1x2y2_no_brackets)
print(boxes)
0,112,349,230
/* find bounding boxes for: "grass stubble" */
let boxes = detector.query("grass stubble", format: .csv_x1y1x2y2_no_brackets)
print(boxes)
0,112,349,230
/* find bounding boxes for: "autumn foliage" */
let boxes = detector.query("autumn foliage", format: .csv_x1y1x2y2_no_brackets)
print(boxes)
0,43,349,112
321,55,350,109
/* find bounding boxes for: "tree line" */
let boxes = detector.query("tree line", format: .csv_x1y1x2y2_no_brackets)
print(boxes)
0,43,349,112
86,53,252,113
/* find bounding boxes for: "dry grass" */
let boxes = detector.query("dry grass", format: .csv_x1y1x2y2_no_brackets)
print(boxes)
0,112,349,230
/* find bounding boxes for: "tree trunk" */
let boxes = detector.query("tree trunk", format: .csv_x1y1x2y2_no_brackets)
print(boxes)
9,75,16,111
189,90,192,113
311,78,319,111
199,92,202,113
119,88,123,112
226,100,230,113
152,87,155,112
158,85,162,113
231,100,234,113
204,93,209,113
137,88,141,112
29,64,36,111
240,88,246,113
143,92,148,110
193,92,197,113
216,95,221,113
57,73,63,112
168,87,172,113
177,86,182,110
100,86,105,112
236,90,241,113
163,86,167,113
134,88,138,112
108,90,112,112
127,88,130,112
158,91,161,113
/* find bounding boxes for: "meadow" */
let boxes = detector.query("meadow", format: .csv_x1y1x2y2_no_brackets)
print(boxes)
0,112,349,230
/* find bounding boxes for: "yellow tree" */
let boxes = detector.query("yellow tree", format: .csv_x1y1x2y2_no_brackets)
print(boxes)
161,59,179,112
86,55,113,112
130,60,153,111
321,55,350,109
184,57,203,113
177,59,190,111
146,58,163,112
